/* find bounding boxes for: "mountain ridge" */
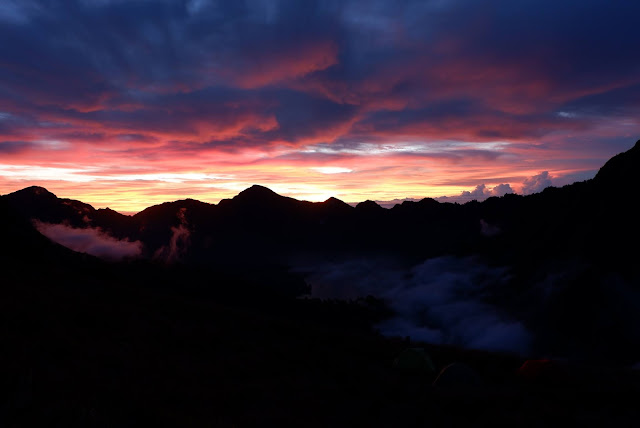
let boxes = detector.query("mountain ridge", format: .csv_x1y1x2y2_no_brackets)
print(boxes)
3,140,639,218
3,139,639,266
1,139,639,365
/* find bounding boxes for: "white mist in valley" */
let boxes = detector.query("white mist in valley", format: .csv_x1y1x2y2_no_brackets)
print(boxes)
302,256,531,356
34,221,142,261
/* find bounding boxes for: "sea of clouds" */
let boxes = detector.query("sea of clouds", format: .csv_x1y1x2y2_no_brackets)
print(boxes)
301,256,531,356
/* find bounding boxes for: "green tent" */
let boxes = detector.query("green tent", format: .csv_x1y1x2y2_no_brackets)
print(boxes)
392,348,436,375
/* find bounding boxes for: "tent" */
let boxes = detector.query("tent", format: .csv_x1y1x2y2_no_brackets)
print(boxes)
432,362,481,387
392,347,436,375
517,359,572,386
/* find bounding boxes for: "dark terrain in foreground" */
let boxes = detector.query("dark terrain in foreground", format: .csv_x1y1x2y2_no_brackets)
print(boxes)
2,263,639,427
2,140,640,426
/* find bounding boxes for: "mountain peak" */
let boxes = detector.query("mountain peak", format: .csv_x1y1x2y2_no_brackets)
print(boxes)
225,185,289,207
8,185,57,199
320,196,353,214
323,196,349,206
593,139,640,189
237,184,279,198
355,200,384,211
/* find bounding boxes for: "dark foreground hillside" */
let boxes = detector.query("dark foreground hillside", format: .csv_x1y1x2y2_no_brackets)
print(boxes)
1,261,639,427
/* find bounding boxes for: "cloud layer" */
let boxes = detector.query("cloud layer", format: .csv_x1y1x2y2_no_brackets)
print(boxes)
1,0,640,211
303,256,531,355
35,221,142,260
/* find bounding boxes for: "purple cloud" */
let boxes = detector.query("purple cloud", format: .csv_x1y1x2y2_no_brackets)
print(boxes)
521,171,553,195
436,183,515,204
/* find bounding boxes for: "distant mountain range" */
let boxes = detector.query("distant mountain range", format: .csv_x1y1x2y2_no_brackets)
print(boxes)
2,139,639,363
4,140,640,267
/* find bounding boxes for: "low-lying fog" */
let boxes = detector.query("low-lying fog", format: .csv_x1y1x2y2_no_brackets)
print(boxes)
299,256,531,356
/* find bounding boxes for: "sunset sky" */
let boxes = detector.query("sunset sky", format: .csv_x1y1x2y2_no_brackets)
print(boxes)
1,0,639,213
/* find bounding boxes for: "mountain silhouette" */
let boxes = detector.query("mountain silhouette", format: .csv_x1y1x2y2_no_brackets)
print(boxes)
1,141,639,426
593,139,640,189
3,140,640,269
232,183,284,202
355,199,384,212
2,140,640,358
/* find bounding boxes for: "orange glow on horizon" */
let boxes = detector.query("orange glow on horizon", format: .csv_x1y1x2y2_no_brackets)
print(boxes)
0,135,608,214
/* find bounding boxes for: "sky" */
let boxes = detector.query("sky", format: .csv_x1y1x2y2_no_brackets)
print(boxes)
1,0,639,213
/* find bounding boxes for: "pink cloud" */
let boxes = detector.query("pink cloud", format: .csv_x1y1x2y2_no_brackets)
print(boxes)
231,41,340,89
521,171,553,195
